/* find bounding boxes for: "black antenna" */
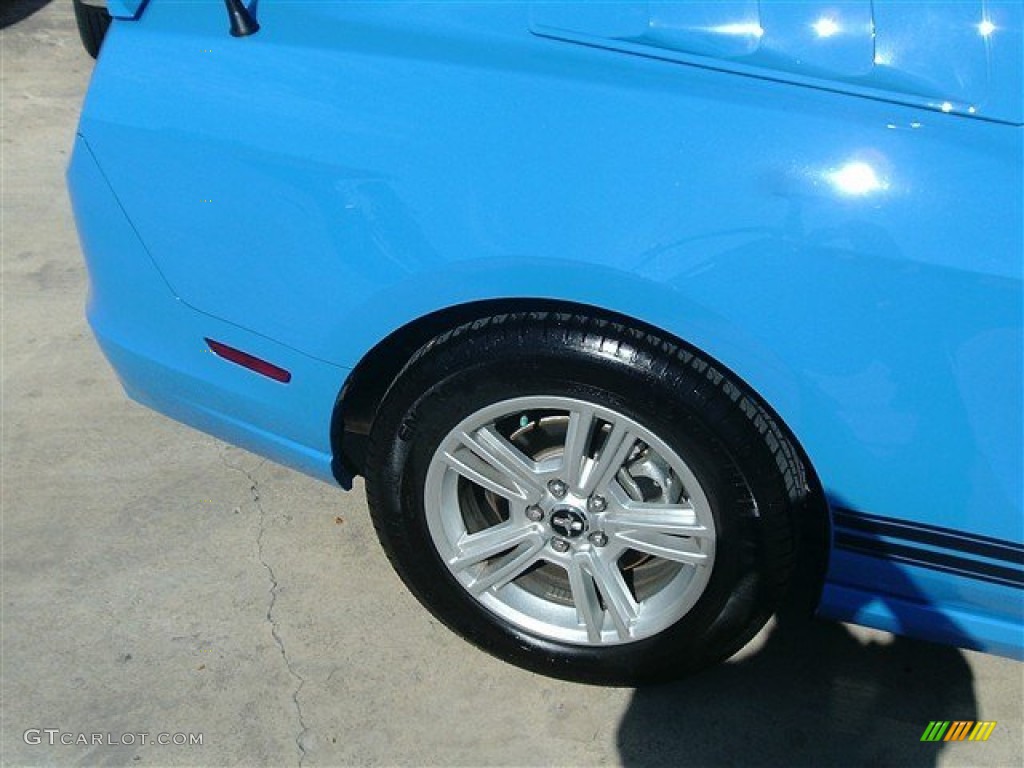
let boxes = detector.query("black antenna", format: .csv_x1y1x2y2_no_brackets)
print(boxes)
224,0,259,37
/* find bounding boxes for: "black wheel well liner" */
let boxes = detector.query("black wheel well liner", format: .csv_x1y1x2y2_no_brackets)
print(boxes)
330,297,830,610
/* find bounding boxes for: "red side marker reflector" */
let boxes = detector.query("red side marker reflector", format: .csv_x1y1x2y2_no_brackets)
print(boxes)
205,338,292,383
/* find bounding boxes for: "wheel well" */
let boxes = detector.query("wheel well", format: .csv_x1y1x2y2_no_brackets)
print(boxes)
330,298,830,611
331,299,588,480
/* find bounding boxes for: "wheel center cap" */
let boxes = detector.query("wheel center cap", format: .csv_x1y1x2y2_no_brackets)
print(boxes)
550,507,588,538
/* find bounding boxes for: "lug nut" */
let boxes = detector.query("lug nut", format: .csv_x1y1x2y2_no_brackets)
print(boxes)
588,495,607,513
588,531,608,547
547,479,568,498
550,537,571,553
525,505,544,522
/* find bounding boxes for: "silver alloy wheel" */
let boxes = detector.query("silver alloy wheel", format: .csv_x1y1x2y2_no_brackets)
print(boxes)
424,395,717,646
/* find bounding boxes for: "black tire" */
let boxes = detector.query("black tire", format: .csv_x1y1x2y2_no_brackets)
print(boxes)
73,0,111,59
365,312,806,685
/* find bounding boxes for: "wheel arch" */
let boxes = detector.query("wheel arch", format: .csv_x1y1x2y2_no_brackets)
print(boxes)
330,297,831,611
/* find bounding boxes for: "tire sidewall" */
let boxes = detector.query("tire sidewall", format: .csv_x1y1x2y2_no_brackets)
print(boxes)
369,335,782,683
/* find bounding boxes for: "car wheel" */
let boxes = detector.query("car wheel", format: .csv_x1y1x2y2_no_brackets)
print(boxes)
365,312,805,684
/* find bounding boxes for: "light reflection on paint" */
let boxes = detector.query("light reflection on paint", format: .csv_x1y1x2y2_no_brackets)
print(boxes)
827,162,888,196
710,22,765,38
812,17,841,38
977,19,996,36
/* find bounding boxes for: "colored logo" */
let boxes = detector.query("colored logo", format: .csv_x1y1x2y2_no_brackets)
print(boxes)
921,721,997,742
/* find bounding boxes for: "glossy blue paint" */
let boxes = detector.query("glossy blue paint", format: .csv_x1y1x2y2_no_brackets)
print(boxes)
70,1,1023,658
106,0,147,20
822,581,1023,660
68,135,348,483
533,0,1023,122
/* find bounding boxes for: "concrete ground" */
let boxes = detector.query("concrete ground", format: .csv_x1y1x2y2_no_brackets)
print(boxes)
1,2,1021,766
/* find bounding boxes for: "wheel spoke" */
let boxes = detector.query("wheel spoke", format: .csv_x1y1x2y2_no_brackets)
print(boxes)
562,407,596,492
449,523,539,571
612,530,709,566
606,504,710,537
604,497,711,565
588,551,638,640
450,524,546,595
567,551,637,641
443,426,542,502
566,556,604,643
578,421,636,497
468,541,546,595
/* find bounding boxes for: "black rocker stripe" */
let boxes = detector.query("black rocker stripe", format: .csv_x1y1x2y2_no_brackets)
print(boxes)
834,533,1024,590
833,508,1024,566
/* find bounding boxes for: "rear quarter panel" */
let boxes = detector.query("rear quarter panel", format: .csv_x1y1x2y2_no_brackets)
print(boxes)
79,1,1022,644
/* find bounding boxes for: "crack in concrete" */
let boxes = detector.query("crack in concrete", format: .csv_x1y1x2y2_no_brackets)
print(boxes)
221,451,309,767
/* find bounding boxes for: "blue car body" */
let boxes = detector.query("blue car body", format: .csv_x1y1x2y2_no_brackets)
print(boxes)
68,1,1023,659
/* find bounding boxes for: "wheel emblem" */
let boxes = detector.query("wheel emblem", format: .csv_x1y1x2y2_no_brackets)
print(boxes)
549,507,587,539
